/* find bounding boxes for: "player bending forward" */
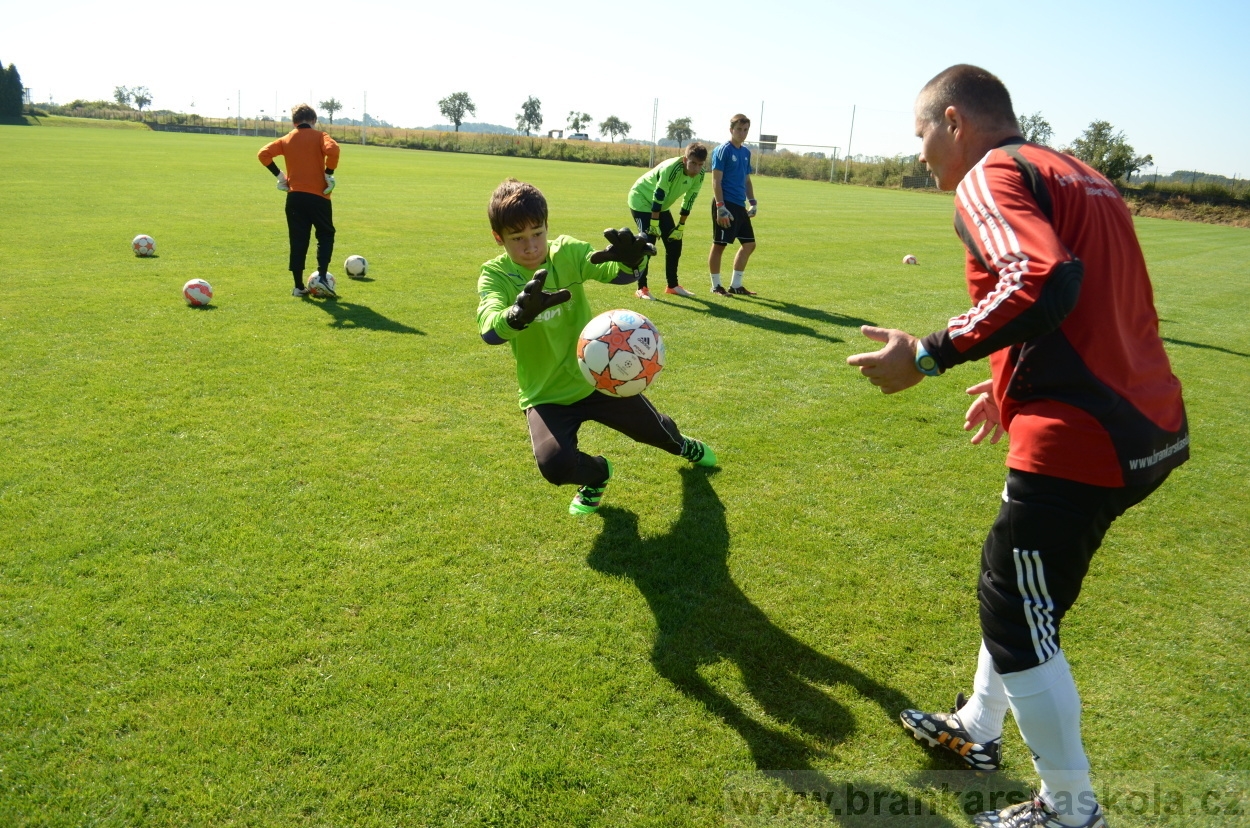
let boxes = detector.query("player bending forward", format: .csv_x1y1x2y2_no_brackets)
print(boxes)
477,179,718,516
848,65,1188,828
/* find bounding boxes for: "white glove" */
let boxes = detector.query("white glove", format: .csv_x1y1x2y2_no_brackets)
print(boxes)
323,173,336,195
747,199,758,218
715,203,732,227
276,172,289,191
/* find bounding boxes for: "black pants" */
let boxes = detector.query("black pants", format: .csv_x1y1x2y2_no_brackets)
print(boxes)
979,469,1168,673
526,391,684,487
630,209,684,289
285,192,335,274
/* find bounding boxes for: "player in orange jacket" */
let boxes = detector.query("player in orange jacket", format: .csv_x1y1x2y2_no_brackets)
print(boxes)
258,103,341,297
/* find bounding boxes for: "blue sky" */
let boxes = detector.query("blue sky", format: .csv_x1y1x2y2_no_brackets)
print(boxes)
6,0,1248,177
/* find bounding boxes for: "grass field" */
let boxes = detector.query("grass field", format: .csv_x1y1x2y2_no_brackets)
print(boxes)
1,125,1247,827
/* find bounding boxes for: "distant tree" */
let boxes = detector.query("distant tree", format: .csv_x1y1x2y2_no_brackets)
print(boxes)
1070,120,1142,182
1,63,24,117
666,117,694,148
438,92,476,132
599,115,630,143
516,96,542,136
131,86,152,112
113,85,131,106
567,111,592,133
1126,153,1154,182
319,98,342,124
1017,111,1052,146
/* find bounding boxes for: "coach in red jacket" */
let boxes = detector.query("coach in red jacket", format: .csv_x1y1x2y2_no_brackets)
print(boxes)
848,65,1188,828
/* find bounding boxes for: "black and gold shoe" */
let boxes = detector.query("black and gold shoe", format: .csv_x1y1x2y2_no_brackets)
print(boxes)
899,693,1001,772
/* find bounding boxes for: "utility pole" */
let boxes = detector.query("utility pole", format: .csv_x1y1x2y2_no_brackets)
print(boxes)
649,98,658,168
844,105,856,183
362,91,367,145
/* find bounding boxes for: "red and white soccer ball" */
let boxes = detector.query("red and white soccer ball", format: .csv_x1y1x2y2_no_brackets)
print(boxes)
344,255,368,279
183,279,213,306
577,308,665,398
307,271,336,297
902,254,918,265
133,234,156,257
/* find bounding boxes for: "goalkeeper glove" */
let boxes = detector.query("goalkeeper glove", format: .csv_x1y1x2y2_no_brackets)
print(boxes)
276,172,289,191
647,219,661,241
323,173,336,194
505,269,571,330
715,202,732,227
668,224,684,241
589,227,656,269
747,199,758,218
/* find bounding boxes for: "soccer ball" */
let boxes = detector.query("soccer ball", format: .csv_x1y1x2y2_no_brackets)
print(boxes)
577,309,665,397
902,254,918,265
183,279,213,306
133,234,156,257
307,271,336,297
344,255,368,279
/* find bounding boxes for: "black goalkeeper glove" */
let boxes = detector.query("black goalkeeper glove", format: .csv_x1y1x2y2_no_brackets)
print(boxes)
505,269,571,330
589,227,656,270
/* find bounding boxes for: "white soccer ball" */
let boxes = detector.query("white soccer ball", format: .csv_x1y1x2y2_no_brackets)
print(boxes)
344,255,368,279
307,271,336,297
577,308,665,398
133,234,156,257
183,279,213,307
902,254,918,265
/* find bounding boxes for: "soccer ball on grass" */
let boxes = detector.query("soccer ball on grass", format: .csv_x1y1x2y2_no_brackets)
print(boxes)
133,235,156,257
183,279,213,306
344,255,368,279
902,254,918,265
307,271,337,297
577,309,665,397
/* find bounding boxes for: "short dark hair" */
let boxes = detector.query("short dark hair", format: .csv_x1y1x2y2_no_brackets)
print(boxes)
488,179,548,235
291,103,317,124
918,65,1018,131
685,142,708,162
730,113,751,129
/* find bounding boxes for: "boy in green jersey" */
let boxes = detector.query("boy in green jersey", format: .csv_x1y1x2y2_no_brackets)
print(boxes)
477,179,718,516
626,143,708,300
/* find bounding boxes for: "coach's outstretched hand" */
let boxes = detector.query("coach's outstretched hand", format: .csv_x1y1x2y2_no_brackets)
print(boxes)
846,325,925,394
589,227,656,269
505,269,572,330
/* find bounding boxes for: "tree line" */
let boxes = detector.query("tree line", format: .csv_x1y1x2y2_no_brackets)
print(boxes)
1017,111,1154,182
0,60,25,117
436,91,696,147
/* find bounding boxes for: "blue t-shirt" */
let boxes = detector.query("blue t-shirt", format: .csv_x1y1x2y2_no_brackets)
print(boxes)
711,141,752,205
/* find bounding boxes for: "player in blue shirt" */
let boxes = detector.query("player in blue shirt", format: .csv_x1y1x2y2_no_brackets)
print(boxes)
708,114,759,296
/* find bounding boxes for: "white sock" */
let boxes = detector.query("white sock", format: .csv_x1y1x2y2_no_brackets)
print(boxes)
957,641,1009,744
710,273,722,288
1001,650,1098,826
731,269,745,288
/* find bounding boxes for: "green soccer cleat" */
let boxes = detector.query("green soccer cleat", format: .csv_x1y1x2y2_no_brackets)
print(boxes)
569,458,613,516
681,438,718,467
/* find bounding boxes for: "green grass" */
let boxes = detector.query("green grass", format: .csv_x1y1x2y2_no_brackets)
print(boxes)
1,125,1247,827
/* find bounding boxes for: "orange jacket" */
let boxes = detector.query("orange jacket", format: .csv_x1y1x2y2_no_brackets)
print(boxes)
258,125,340,198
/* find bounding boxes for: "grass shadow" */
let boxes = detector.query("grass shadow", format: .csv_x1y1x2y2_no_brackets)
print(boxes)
1162,336,1249,358
662,296,874,345
305,298,425,335
587,468,961,823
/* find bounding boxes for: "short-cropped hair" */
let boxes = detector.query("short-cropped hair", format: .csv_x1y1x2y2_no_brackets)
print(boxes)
291,103,317,124
729,113,751,129
918,65,1018,131
685,142,708,162
488,179,548,235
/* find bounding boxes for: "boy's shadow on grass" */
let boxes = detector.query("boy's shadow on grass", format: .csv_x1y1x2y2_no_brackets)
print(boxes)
587,468,961,823
665,296,873,345
306,298,425,335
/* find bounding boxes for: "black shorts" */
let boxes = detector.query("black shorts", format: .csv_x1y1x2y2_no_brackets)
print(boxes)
978,469,1168,674
711,201,754,246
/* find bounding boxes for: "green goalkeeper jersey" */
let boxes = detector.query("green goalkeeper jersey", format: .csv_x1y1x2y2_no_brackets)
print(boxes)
627,157,705,215
477,235,628,409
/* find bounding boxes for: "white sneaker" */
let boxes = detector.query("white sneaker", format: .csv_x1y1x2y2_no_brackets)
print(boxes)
636,287,656,300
